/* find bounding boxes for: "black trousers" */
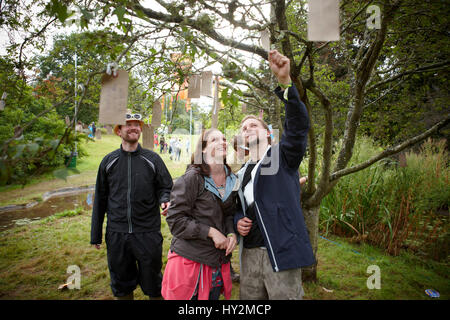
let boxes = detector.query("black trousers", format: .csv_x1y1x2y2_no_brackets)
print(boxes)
105,231,163,298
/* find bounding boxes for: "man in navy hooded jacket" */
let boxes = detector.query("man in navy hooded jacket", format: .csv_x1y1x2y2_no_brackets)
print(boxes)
234,50,315,300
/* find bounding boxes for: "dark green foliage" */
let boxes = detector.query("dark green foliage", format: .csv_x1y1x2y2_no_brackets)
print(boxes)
0,57,87,185
320,138,449,261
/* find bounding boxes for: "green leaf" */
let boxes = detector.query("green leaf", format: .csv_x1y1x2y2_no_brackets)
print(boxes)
80,7,94,21
46,0,69,23
80,18,88,29
114,7,126,23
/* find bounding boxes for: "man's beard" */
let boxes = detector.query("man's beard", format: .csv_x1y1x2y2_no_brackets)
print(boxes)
123,132,140,143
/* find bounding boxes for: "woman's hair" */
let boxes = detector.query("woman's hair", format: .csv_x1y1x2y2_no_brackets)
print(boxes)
190,128,232,176
240,115,272,145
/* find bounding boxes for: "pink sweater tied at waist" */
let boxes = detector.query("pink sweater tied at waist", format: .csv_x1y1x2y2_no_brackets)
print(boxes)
162,250,232,300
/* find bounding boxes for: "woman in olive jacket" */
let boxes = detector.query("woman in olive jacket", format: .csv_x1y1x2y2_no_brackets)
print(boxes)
162,129,239,300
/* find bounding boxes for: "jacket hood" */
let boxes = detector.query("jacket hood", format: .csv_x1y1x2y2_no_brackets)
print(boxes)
185,164,198,174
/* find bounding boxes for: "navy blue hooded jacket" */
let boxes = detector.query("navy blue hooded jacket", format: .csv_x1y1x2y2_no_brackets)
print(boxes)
234,84,316,272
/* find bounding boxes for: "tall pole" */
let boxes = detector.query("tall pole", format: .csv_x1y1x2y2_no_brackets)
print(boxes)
211,75,219,129
164,94,168,131
74,51,78,154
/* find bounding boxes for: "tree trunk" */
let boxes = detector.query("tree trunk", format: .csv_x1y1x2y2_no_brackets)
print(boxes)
301,205,320,282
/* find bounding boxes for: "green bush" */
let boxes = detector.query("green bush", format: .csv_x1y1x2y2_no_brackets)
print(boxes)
0,57,87,186
320,137,449,261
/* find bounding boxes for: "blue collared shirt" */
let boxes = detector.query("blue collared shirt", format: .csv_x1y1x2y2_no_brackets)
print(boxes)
204,166,237,202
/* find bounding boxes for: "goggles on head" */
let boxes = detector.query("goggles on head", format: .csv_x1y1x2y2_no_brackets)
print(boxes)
126,113,142,121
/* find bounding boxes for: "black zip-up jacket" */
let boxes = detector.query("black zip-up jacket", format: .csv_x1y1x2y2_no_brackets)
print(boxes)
90,144,173,244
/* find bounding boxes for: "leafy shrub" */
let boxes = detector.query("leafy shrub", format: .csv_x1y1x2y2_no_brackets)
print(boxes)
0,57,87,186
320,137,449,261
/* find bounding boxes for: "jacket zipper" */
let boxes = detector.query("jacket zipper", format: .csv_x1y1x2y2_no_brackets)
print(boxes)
127,152,133,233
255,200,279,272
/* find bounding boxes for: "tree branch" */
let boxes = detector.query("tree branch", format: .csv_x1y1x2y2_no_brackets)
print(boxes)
190,35,272,92
304,85,333,208
302,94,317,201
18,17,57,73
363,79,405,108
366,60,450,93
197,0,269,31
274,0,297,78
132,1,268,60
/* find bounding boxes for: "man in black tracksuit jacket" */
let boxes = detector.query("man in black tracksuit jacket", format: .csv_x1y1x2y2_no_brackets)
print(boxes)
90,113,173,299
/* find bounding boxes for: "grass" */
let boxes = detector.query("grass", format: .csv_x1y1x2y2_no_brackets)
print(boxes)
306,235,449,300
0,208,448,300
